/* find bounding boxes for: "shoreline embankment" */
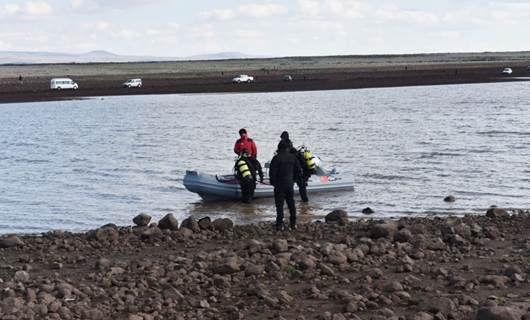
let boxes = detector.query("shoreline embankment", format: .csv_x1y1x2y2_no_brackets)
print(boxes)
1,53,530,103
1,208,530,319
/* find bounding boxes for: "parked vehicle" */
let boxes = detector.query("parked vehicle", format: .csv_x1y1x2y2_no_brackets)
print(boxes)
50,78,78,90
283,75,293,81
123,78,142,88
232,75,254,83
502,68,513,75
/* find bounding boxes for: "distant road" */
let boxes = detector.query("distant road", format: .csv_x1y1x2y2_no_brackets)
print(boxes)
1,53,529,103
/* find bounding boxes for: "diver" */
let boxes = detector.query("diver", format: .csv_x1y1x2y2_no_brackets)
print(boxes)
280,131,313,202
235,149,257,203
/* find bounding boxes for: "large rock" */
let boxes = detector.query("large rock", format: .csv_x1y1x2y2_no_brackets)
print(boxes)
486,207,509,219
325,209,348,223
444,195,456,203
370,222,398,239
132,213,151,227
394,228,413,243
213,257,241,275
198,217,213,230
158,214,179,230
180,217,200,232
362,207,375,215
212,218,234,231
474,306,523,320
413,312,434,320
273,239,289,253
480,275,510,288
91,226,119,242
14,270,30,283
420,297,456,315
0,236,24,248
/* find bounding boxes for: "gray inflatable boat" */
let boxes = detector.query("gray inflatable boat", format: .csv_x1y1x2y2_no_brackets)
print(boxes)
183,169,354,201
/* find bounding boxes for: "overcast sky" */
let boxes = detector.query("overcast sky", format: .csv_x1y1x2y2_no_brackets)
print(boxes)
1,0,530,57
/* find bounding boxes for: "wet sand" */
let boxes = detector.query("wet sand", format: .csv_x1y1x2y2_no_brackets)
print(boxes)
1,57,530,103
1,208,530,319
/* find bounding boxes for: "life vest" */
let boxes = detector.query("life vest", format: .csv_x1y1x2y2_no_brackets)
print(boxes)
236,159,251,178
304,150,316,171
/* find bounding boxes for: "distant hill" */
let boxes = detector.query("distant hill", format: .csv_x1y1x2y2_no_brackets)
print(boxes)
0,50,265,65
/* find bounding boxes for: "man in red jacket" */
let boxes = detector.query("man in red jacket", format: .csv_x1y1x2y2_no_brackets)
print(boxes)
234,128,263,182
234,128,257,158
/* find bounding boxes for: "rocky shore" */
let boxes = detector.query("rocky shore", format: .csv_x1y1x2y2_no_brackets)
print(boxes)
1,208,530,320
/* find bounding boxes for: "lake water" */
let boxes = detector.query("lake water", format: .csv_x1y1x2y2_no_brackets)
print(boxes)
1,82,530,234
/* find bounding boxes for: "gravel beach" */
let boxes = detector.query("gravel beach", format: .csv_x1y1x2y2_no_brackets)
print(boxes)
1,208,530,319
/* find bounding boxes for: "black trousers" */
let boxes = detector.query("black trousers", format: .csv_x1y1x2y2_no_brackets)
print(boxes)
240,178,256,203
296,177,308,202
274,186,296,227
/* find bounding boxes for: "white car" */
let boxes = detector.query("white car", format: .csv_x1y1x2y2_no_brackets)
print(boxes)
232,75,254,83
50,78,78,90
123,78,142,88
502,68,513,75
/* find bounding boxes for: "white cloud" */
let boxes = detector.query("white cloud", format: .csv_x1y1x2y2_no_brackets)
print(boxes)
239,3,288,17
235,29,263,39
1,4,21,15
83,20,111,31
201,2,287,21
24,1,53,16
200,8,236,21
298,0,320,16
111,30,142,40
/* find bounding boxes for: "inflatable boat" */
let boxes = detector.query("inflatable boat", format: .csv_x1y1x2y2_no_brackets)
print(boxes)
183,169,354,201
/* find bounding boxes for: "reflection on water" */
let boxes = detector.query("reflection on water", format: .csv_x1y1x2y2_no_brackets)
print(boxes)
1,81,530,234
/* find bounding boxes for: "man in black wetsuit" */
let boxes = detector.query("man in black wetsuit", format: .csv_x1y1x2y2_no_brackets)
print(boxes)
280,131,310,202
269,140,302,230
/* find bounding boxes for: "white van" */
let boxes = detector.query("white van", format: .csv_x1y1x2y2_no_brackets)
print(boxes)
50,78,78,90
123,78,142,88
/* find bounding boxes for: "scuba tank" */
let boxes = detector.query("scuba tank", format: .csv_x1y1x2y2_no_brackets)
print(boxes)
236,157,251,178
303,149,316,173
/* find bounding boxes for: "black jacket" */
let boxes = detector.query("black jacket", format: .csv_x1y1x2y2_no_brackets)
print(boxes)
269,149,302,188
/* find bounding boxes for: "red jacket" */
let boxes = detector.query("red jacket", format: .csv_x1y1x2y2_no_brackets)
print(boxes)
234,137,257,158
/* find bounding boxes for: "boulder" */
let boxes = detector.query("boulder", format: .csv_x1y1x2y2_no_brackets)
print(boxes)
158,214,178,230
14,270,30,283
480,275,510,288
486,207,509,219
474,306,523,320
362,207,375,215
444,195,456,203
325,209,348,223
394,228,413,243
180,217,200,232
370,222,398,239
273,239,289,253
413,312,434,320
198,217,213,230
0,236,24,248
92,226,119,242
213,257,241,275
212,218,234,231
132,213,151,227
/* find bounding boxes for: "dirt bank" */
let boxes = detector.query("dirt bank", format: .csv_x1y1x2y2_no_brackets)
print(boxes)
1,61,529,104
1,208,530,319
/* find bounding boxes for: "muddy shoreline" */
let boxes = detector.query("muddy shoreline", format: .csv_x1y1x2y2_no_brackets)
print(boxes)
1,64,529,104
1,208,530,319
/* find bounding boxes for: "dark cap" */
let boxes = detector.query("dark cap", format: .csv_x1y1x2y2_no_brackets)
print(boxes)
280,131,289,140
239,128,247,135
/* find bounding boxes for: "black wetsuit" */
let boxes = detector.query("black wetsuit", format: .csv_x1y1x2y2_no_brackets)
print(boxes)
235,156,257,203
269,148,302,229
281,138,310,202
